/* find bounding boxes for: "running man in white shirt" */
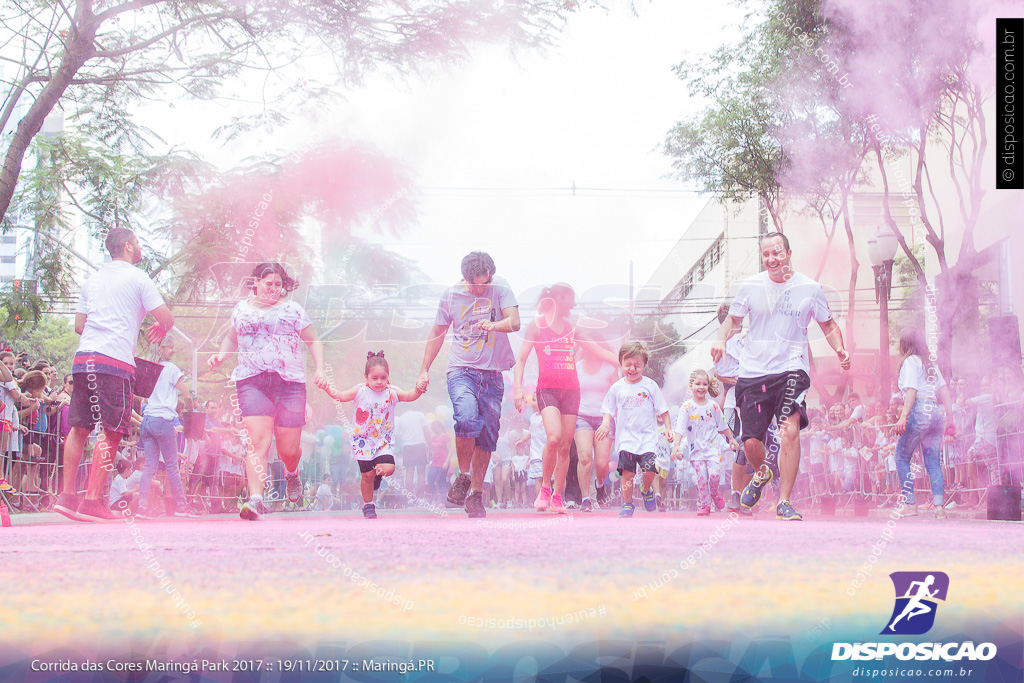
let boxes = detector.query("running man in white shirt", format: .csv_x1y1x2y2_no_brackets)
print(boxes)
711,232,850,521
55,228,175,523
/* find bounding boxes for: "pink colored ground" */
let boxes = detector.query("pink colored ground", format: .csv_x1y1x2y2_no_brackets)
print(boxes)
1,507,1020,659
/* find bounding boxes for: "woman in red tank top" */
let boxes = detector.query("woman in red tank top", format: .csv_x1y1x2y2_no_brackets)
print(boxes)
513,283,617,514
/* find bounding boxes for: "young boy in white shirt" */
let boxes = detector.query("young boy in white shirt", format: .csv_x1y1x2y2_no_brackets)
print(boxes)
596,341,673,517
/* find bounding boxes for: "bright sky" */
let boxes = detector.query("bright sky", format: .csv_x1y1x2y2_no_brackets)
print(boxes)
142,1,751,303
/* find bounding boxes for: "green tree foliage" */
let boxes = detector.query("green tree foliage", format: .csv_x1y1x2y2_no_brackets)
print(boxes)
0,313,78,371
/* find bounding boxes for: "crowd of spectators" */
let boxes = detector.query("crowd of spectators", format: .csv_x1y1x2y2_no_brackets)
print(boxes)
1,344,1022,516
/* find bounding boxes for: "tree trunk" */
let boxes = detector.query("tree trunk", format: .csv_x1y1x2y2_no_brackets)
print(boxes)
0,2,98,224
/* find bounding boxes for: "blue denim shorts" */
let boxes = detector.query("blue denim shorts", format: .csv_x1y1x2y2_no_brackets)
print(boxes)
235,371,307,428
575,413,614,440
446,367,503,452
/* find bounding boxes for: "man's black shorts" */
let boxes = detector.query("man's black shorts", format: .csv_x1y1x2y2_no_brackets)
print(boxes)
735,370,810,444
68,371,134,436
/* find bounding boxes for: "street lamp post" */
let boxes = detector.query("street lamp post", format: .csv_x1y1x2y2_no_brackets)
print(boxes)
867,226,900,401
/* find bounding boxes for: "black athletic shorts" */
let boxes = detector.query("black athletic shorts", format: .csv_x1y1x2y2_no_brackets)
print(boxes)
358,454,395,474
735,370,810,444
616,450,656,475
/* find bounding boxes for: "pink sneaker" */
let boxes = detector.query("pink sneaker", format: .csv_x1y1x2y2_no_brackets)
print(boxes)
697,505,711,516
712,492,726,510
534,486,552,511
550,493,567,514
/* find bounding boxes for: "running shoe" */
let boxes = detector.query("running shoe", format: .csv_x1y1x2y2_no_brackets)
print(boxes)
534,485,552,512
76,498,120,523
900,504,918,518
696,505,711,516
934,506,947,519
640,486,656,512
0,478,15,493
712,491,726,510
550,493,567,514
172,505,201,518
776,500,803,521
919,501,934,511
725,491,741,513
581,497,594,512
465,491,486,518
945,501,959,510
446,472,471,507
239,498,267,521
740,467,774,509
619,503,635,517
53,492,83,521
655,493,667,513
286,473,302,503
362,503,377,519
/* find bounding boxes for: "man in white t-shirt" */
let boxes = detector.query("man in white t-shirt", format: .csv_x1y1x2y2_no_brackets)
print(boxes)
417,252,520,519
55,228,175,523
711,232,850,521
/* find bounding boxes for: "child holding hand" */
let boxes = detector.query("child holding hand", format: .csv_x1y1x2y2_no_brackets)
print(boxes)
320,351,424,519
673,369,739,516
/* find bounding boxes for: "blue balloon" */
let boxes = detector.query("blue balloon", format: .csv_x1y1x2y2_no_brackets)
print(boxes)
330,425,343,440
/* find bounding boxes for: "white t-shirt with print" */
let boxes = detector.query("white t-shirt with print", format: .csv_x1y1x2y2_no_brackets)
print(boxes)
600,376,670,456
144,363,184,420
676,398,728,460
77,261,166,366
897,355,946,402
230,299,312,383
350,385,398,461
728,271,833,377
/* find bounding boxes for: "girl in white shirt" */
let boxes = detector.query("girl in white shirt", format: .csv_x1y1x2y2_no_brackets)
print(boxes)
320,352,423,518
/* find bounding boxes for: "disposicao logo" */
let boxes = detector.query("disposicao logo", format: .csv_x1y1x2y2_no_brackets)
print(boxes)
881,571,949,635
832,571,997,662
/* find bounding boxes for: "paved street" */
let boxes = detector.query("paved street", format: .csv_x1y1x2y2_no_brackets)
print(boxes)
0,507,1020,681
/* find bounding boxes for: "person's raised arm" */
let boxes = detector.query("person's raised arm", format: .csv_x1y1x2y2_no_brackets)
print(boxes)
710,315,743,364
298,324,328,389
147,305,175,344
818,318,851,370
324,383,361,403
208,326,238,371
476,305,521,334
417,322,451,392
395,385,425,402
513,323,538,412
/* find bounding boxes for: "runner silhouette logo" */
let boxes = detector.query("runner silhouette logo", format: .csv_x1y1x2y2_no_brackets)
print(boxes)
881,571,949,635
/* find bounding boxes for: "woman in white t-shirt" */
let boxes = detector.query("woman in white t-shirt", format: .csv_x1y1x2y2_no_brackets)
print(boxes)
893,329,955,518
209,262,327,521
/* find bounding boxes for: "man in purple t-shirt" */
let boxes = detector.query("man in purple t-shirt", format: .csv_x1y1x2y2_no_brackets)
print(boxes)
417,252,519,518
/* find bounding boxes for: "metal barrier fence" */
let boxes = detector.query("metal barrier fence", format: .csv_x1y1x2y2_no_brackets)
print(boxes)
4,409,1021,517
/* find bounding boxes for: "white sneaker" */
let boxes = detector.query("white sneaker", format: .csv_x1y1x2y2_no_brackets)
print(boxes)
945,501,958,510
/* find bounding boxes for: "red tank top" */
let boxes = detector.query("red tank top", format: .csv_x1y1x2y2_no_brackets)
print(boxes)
535,322,579,390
